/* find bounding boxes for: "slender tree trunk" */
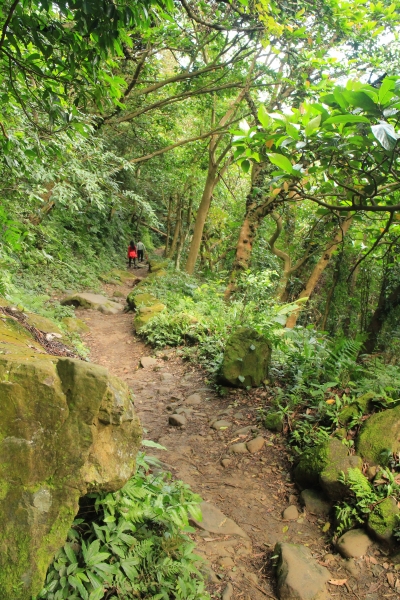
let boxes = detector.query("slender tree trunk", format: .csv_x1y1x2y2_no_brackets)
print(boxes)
185,163,218,274
164,194,172,256
320,254,341,331
285,217,353,328
360,275,400,355
224,163,276,299
175,196,193,270
167,197,182,258
342,260,360,336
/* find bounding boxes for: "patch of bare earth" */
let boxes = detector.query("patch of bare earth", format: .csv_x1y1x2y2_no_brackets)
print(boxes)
78,269,397,600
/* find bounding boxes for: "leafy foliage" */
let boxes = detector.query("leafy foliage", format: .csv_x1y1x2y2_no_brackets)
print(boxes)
35,453,209,600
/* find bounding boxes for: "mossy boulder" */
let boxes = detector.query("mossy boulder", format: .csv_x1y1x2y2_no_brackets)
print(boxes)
368,497,399,543
110,269,139,283
134,303,166,332
356,405,400,465
293,438,362,500
264,412,284,432
148,259,169,273
219,327,271,388
25,313,64,338
0,317,142,599
61,292,123,315
127,291,160,311
61,317,89,334
339,392,376,426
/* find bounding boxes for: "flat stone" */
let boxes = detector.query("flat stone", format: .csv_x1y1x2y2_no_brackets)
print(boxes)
140,356,157,368
234,412,244,419
230,442,249,454
235,425,253,435
185,393,202,405
212,420,232,430
169,414,186,427
191,501,249,539
336,529,372,558
275,542,331,600
221,459,232,468
218,556,234,568
160,372,173,381
283,505,299,521
300,489,331,517
222,583,234,600
61,292,123,315
247,436,265,453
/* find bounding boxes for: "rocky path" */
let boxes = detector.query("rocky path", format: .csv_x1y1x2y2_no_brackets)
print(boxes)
77,268,396,600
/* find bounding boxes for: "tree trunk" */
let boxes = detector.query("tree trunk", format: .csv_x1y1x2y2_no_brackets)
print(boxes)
167,197,182,259
185,163,217,274
164,194,172,256
224,163,276,299
319,254,341,331
360,281,400,355
285,217,353,328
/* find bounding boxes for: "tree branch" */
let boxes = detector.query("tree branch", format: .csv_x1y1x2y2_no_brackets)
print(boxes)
179,0,263,32
0,0,20,51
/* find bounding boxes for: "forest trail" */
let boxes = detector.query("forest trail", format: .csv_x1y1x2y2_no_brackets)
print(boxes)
77,269,371,600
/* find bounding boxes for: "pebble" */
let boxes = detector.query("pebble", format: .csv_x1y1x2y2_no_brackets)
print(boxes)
218,556,234,568
234,412,244,419
140,356,157,368
168,414,186,427
323,553,336,563
221,459,232,468
283,505,299,520
230,442,249,454
336,529,372,558
160,372,173,381
246,436,265,453
211,420,232,430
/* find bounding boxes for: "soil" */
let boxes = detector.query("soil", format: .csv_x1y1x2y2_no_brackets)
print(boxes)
77,264,400,600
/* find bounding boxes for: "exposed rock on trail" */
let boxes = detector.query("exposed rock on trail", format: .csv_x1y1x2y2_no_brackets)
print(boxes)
0,312,141,599
62,292,123,314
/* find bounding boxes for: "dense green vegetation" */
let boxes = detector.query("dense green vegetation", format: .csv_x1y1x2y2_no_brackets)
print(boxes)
3,0,400,597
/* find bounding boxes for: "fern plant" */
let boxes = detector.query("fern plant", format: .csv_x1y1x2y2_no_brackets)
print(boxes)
325,335,365,386
35,453,209,600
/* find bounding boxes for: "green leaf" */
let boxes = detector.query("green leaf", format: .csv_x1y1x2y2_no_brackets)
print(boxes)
141,440,167,450
258,105,270,129
305,114,321,136
238,375,245,383
249,344,256,351
379,78,395,104
240,159,251,173
371,121,400,150
323,115,370,125
89,588,104,600
268,153,295,174
64,544,78,565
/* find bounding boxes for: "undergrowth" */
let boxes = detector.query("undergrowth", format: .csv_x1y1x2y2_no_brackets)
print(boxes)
35,452,209,600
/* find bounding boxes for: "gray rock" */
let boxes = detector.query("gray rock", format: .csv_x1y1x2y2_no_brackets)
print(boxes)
212,420,232,430
168,414,186,427
300,489,331,517
222,583,234,600
283,505,299,521
185,393,202,405
336,529,372,558
275,542,331,600
230,442,249,454
61,292,123,315
235,425,253,435
160,372,173,381
219,327,271,388
234,412,244,419
140,356,158,368
191,501,249,539
247,436,265,453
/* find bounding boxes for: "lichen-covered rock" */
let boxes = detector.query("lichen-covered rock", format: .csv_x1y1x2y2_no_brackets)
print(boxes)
274,542,331,600
368,497,399,543
61,316,89,334
339,391,375,426
293,438,362,500
320,439,362,501
219,327,271,388
264,411,284,432
148,258,169,273
0,320,141,599
134,302,166,331
127,291,159,311
356,405,400,465
24,312,64,338
61,292,123,315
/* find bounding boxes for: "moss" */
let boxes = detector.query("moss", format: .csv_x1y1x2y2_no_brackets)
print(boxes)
219,327,271,388
339,392,376,425
148,259,169,273
356,405,400,465
368,497,399,542
25,313,63,337
134,303,166,331
264,412,284,432
320,438,362,501
61,317,89,334
293,443,329,489
127,291,160,311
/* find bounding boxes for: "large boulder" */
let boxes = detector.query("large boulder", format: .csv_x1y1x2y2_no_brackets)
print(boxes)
0,316,141,599
61,292,123,315
219,327,271,388
127,291,160,311
293,438,362,501
356,405,400,465
274,542,331,600
148,258,169,273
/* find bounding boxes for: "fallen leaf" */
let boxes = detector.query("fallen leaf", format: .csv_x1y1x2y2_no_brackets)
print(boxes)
369,556,378,564
328,579,347,586
282,526,289,533
322,522,331,532
387,572,395,587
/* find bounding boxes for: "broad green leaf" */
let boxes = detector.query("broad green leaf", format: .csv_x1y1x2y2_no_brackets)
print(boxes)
323,115,370,125
268,153,295,174
238,375,245,383
305,114,321,136
89,588,104,600
240,159,251,173
371,121,400,150
379,78,395,104
64,544,78,565
258,105,270,129
141,440,167,450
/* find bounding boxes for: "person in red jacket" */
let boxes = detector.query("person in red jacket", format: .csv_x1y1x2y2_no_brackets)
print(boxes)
127,241,137,268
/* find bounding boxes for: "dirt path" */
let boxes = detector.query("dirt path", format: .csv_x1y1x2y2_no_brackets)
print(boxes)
77,269,392,600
